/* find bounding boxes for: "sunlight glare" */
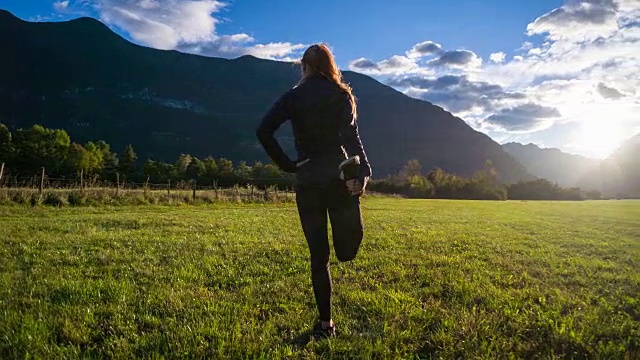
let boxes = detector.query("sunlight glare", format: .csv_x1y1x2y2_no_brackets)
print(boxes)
578,120,626,159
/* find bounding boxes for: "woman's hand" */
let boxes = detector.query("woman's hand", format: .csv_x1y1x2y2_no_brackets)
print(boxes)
346,177,369,196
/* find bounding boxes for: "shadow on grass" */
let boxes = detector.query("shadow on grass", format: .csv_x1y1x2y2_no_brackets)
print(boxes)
290,329,316,348
289,325,337,348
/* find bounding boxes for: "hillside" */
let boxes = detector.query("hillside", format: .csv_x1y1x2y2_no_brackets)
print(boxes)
502,142,599,187
503,136,640,198
578,134,640,198
0,10,531,182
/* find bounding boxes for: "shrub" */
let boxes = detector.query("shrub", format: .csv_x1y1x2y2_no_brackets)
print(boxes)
42,192,68,207
10,190,34,205
67,191,88,206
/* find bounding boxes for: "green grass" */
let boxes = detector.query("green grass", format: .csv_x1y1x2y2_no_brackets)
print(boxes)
1,199,638,359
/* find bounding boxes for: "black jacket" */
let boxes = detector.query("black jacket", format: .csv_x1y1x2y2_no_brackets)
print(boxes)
256,74,372,185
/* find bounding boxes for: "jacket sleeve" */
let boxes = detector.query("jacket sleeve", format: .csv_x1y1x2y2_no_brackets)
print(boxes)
338,96,372,178
256,91,297,173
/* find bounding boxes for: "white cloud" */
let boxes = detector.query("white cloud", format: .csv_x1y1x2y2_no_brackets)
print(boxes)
526,0,620,41
53,1,70,11
349,55,422,75
527,47,543,56
349,58,379,71
97,0,223,49
430,50,482,68
490,52,506,63
379,55,420,72
406,40,443,58
387,74,525,113
245,42,306,60
177,34,305,60
519,41,534,51
348,40,480,75
482,103,561,132
63,0,305,60
597,82,626,99
347,0,640,157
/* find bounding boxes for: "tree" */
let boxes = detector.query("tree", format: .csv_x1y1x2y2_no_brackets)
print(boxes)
426,168,447,188
251,161,266,186
507,179,582,200
83,142,104,173
215,158,236,186
66,143,93,173
407,175,435,198
119,144,137,178
0,123,12,163
202,156,218,181
13,125,70,174
234,161,252,184
252,162,285,187
480,160,498,185
95,140,118,175
400,159,422,181
143,159,159,180
175,154,192,175
584,189,602,200
186,157,206,179
144,160,176,182
216,158,234,177
48,129,71,172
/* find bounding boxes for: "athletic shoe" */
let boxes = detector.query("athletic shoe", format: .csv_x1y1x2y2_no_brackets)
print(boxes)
313,322,336,339
339,155,360,181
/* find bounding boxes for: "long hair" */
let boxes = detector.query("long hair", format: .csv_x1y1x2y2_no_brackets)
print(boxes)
298,44,358,120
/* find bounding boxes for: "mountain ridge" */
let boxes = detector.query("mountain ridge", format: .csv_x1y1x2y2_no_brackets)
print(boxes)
503,142,598,161
0,9,532,182
504,137,640,197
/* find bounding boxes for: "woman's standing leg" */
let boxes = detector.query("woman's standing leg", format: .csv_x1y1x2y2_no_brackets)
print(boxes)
296,187,332,322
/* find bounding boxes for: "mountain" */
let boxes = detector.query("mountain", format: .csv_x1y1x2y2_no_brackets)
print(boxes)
0,10,532,182
504,136,640,198
607,134,640,197
578,134,640,198
502,142,599,187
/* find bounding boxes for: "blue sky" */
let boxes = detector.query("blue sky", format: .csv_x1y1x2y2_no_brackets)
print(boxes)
2,0,639,158
212,0,562,67
4,0,561,67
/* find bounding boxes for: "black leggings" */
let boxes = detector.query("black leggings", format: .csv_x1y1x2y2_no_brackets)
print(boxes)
296,183,364,322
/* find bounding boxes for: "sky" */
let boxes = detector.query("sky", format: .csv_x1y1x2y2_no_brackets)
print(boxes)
2,0,639,159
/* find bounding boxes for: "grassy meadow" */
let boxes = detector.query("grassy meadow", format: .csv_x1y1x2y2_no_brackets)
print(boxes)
0,198,638,359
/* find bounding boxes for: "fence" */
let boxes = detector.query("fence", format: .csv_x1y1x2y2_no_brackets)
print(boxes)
0,165,296,204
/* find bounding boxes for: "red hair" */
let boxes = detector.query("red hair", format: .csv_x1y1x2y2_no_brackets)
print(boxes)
299,44,357,120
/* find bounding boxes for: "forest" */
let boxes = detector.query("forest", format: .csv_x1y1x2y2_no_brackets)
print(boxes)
0,123,601,200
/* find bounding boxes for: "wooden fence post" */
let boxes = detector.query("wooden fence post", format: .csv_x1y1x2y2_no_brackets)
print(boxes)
214,180,218,200
80,169,84,190
0,162,4,184
167,179,171,195
144,176,150,197
116,172,120,196
39,167,45,195
192,180,197,200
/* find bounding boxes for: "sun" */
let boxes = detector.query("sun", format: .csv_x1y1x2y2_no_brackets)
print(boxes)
577,120,626,159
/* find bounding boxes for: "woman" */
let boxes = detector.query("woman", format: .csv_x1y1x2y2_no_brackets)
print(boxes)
256,44,372,337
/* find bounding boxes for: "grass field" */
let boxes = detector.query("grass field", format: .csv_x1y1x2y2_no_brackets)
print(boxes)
1,199,639,359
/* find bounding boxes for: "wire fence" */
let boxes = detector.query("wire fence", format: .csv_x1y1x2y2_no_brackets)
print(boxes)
0,165,297,204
